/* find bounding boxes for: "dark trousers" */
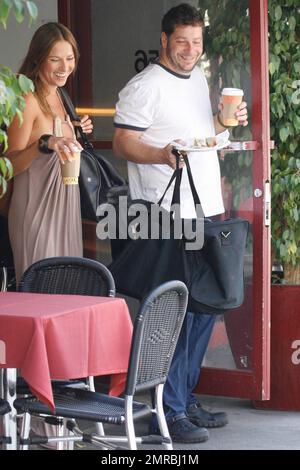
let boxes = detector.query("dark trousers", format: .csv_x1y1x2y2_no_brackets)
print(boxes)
163,311,216,420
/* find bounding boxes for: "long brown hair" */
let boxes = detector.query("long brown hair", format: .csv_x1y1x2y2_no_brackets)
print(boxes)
19,22,79,115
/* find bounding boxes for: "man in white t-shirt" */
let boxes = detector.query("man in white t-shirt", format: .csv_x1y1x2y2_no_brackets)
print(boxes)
113,3,248,444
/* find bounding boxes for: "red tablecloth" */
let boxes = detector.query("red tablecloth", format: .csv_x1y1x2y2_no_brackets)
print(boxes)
0,292,133,411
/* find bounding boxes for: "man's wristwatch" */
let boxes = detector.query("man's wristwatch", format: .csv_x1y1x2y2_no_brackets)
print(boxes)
38,134,53,154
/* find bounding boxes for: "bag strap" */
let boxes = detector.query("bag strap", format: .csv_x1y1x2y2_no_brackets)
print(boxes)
157,150,182,205
157,150,202,211
171,150,183,206
182,154,202,207
58,87,93,150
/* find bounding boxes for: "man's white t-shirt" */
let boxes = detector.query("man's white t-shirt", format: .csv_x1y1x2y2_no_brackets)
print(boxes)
114,62,226,218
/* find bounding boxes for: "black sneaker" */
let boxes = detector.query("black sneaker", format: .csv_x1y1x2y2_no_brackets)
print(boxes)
187,402,228,428
167,413,209,443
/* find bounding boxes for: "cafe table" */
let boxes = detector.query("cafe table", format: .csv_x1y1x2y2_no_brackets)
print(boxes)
0,292,133,450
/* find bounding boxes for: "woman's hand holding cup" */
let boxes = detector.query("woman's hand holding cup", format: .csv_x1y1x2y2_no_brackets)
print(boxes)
48,136,83,165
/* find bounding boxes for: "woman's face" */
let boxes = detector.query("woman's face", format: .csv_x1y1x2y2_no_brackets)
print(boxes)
39,40,75,90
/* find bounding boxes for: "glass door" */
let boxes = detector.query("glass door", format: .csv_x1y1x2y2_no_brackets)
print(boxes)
59,0,271,400
195,0,271,400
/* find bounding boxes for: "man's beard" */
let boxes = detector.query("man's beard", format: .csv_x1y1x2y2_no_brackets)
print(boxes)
166,44,199,74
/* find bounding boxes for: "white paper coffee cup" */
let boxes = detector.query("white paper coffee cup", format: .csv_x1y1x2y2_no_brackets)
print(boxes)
60,151,81,185
221,88,243,126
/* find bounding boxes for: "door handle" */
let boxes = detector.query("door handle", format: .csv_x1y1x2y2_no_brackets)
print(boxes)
264,180,271,227
220,140,275,155
226,141,260,151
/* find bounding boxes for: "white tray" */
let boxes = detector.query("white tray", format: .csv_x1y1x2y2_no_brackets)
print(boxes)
171,137,230,152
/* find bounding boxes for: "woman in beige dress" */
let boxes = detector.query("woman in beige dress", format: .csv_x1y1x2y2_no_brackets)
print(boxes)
6,23,93,284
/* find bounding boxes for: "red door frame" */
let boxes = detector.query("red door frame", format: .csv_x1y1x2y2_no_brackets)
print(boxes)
58,0,271,400
197,0,271,400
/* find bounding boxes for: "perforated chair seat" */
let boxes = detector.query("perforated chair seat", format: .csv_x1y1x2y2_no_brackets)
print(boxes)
14,388,151,424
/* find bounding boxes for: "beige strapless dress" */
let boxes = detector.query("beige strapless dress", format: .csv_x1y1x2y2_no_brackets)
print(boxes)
8,116,83,284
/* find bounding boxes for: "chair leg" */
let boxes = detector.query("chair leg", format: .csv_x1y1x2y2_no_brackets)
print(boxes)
62,418,74,450
125,395,137,450
20,412,31,450
87,376,106,437
87,376,94,391
3,410,10,444
56,418,65,450
155,384,173,450
3,368,17,450
95,421,105,437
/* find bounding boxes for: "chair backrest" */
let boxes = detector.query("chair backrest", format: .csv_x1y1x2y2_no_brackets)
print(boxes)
18,256,116,298
125,280,188,396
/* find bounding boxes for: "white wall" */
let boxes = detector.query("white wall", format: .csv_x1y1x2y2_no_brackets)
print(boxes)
91,0,199,107
90,0,199,138
0,0,57,72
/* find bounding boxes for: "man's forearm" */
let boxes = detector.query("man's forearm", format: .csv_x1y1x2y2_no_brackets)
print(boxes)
113,131,165,164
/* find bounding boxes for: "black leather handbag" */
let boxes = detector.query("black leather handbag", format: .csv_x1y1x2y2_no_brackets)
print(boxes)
109,154,249,314
59,87,127,221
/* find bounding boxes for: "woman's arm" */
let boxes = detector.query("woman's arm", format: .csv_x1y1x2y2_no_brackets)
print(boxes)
6,92,41,176
6,93,83,176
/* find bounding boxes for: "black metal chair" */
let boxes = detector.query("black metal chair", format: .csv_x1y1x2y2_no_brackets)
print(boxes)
18,256,115,297
14,280,188,450
16,256,116,448
0,398,11,448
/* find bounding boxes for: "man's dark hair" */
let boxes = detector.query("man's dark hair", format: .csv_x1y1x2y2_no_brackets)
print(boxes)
162,3,204,37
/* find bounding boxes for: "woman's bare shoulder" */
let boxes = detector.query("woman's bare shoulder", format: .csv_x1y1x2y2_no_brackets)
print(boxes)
23,91,40,112
7,92,44,147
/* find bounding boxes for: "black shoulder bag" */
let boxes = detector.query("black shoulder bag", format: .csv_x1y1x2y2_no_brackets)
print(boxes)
59,87,128,221
109,153,249,314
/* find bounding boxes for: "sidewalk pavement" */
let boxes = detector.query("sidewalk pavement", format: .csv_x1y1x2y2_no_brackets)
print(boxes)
172,395,300,450
76,394,300,451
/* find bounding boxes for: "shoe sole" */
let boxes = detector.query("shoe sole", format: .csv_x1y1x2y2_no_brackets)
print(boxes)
189,417,228,429
171,433,209,444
